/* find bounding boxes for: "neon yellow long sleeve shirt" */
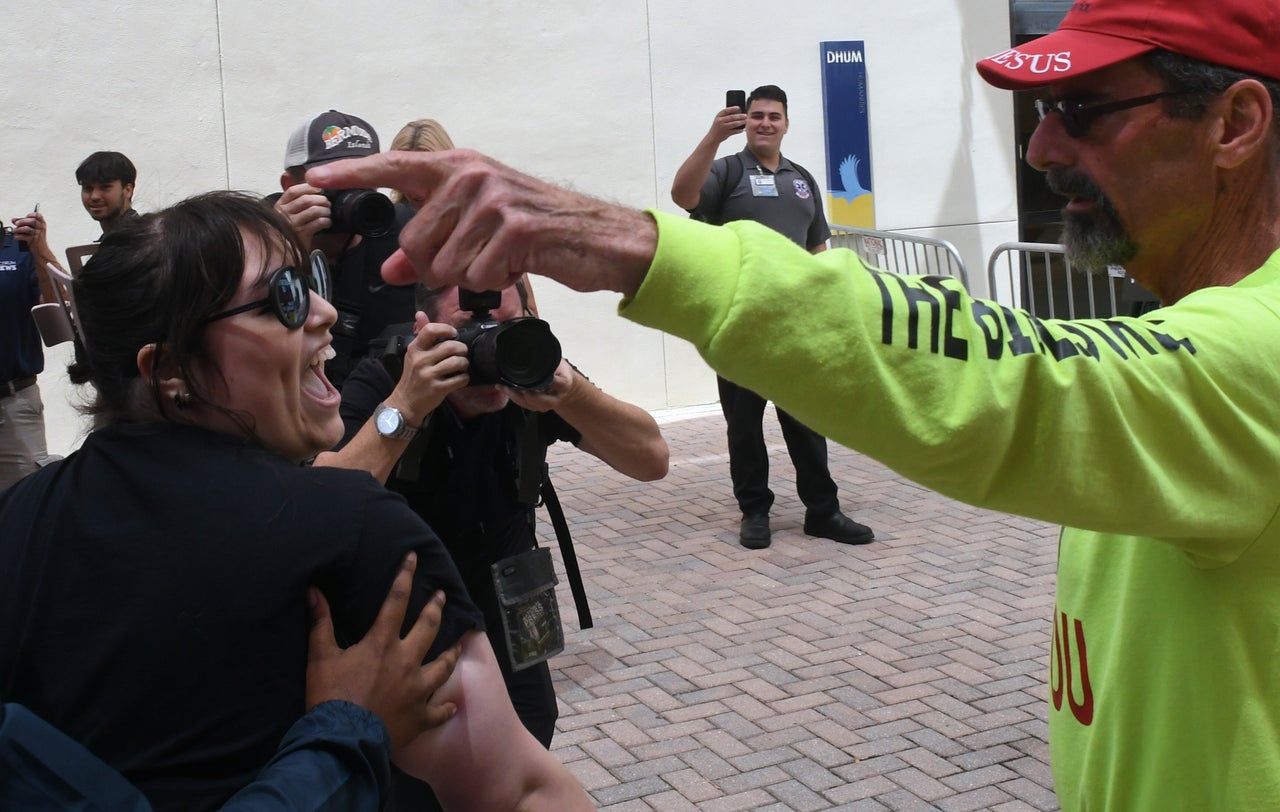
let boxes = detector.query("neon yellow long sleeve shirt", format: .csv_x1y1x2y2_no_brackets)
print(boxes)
621,212,1280,811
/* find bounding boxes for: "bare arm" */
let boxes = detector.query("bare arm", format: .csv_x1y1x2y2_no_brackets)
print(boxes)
11,211,61,303
670,106,747,210
505,361,668,481
313,317,468,482
393,630,594,812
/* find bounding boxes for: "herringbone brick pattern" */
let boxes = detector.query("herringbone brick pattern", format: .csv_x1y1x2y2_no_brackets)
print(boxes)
540,406,1061,811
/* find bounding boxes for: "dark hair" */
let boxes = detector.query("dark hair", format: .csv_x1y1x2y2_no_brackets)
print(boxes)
415,278,531,320
75,151,138,186
748,84,788,117
1145,50,1280,131
72,191,306,428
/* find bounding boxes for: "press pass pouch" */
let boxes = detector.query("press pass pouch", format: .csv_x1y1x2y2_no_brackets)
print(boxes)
490,548,565,671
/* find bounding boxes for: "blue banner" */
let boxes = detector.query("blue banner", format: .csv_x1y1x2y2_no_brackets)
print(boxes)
820,41,874,227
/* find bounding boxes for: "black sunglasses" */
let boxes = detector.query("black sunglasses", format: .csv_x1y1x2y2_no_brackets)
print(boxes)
1034,91,1189,138
205,250,331,329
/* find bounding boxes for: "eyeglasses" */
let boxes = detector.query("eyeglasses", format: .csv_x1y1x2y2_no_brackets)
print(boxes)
1033,91,1188,138
205,250,331,329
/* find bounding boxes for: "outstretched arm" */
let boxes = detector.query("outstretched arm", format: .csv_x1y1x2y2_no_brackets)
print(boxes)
11,209,61,303
308,150,657,297
505,360,668,481
670,107,745,210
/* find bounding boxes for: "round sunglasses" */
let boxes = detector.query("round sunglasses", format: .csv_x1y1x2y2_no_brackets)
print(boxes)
204,250,331,329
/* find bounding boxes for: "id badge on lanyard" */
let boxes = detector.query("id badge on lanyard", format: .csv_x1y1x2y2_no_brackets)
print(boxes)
750,172,779,197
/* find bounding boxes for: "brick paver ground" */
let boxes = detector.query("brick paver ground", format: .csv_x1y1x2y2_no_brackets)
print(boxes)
539,405,1062,811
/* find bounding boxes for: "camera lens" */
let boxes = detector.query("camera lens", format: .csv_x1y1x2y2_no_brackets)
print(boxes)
461,317,561,390
493,319,561,389
324,189,395,237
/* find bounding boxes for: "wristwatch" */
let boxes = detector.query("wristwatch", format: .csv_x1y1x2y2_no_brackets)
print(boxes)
374,404,418,441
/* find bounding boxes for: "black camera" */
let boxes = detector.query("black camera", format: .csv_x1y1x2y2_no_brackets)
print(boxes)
323,188,395,237
381,289,562,391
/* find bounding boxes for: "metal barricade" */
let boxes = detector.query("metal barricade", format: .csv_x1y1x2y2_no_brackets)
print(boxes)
830,224,970,289
986,241,1121,320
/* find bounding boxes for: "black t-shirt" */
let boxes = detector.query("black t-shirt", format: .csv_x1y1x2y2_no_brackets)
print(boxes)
0,232,43,380
0,423,482,812
338,359,581,617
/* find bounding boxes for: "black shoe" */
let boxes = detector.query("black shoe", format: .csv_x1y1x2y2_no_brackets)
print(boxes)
739,514,772,549
804,511,875,545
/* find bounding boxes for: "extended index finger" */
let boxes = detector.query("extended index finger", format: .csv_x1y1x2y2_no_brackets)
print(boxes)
307,151,448,200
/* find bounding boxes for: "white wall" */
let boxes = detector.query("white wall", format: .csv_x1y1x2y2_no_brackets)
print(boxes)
5,0,1020,458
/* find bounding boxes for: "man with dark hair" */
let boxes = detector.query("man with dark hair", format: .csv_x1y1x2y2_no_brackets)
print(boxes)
75,151,138,235
316,0,1280,805
671,83,875,550
274,110,415,388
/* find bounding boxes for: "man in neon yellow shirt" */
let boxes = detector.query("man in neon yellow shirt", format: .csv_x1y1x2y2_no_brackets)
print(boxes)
312,1,1280,806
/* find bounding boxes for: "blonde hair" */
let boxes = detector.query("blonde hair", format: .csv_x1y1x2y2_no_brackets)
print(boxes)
389,119,456,204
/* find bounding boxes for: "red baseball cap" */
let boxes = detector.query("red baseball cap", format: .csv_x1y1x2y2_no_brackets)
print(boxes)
977,0,1280,90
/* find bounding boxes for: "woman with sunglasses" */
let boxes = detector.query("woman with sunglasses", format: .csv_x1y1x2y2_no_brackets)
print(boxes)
0,191,592,812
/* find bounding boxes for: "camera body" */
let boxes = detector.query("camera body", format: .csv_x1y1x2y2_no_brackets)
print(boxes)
323,188,395,237
381,289,562,391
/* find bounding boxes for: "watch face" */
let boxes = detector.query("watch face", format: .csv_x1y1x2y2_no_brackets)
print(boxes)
376,407,402,435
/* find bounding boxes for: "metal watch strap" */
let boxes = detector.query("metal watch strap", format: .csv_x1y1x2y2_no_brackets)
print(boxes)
375,404,418,441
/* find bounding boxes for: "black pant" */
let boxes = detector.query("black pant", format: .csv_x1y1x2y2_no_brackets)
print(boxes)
717,376,839,517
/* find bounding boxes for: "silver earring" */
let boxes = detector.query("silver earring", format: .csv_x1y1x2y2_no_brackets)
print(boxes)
173,391,191,409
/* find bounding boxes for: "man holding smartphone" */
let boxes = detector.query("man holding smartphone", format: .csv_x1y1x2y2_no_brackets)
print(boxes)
670,84,875,551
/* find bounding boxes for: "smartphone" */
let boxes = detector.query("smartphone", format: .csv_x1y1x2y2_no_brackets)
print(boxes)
16,203,36,253
726,89,747,114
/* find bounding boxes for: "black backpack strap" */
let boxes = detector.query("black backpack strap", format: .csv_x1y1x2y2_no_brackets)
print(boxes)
693,152,745,226
789,159,820,198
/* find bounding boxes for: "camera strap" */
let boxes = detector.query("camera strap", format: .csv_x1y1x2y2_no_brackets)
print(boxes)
539,467,593,630
515,409,593,630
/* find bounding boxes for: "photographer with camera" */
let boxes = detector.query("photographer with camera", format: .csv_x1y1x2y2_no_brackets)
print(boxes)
275,110,413,388
315,280,667,806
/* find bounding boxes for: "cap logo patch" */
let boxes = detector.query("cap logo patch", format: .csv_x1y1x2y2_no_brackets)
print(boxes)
321,124,375,151
986,48,1073,77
